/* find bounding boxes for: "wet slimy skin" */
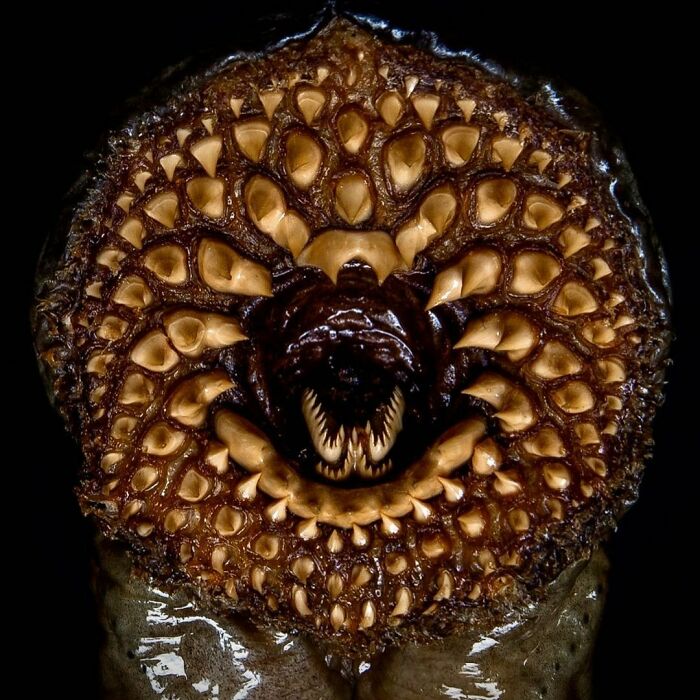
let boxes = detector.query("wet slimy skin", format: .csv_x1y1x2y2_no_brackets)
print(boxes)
34,17,670,655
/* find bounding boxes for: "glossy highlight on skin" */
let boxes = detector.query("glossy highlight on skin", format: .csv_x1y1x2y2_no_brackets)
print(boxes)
33,17,670,653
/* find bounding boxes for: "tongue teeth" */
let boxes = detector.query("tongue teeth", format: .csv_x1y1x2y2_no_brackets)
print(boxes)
302,387,405,479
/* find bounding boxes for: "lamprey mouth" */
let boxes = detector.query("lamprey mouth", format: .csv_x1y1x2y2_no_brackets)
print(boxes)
302,386,404,480
33,15,670,653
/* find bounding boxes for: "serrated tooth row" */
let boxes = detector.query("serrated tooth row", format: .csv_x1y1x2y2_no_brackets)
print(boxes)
368,387,404,462
302,389,345,463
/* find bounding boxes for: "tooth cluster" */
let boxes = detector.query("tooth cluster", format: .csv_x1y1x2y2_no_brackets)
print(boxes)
35,17,668,652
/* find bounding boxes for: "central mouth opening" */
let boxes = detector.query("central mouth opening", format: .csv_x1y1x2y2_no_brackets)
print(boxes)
243,262,453,486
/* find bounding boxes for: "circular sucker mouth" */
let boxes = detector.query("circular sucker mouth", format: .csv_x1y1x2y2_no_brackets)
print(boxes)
33,14,670,653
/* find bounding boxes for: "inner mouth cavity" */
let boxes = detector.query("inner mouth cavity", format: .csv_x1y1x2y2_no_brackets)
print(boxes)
302,386,405,480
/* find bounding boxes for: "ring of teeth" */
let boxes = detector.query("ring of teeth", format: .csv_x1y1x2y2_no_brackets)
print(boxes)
34,17,669,651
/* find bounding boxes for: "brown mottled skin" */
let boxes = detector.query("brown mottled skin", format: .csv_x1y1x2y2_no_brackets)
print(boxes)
33,18,670,655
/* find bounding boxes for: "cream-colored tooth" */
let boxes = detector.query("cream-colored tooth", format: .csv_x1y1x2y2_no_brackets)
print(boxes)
613,314,634,328
352,524,370,548
376,91,404,126
510,251,562,295
404,75,419,96
543,462,571,490
334,173,373,224
87,282,102,299
558,226,591,258
582,320,617,347
214,506,244,536
118,217,145,249
523,193,564,230
296,88,326,124
144,244,189,284
201,117,215,134
167,370,234,427
327,573,344,599
380,513,402,536
455,311,537,360
176,127,192,146
396,185,457,266
111,415,138,439
187,177,225,218
250,566,266,594
133,170,151,192
410,497,433,523
178,469,211,503
472,438,503,475
164,310,246,357
116,192,134,213
437,477,465,502
292,556,315,582
254,534,280,560
86,352,114,375
426,248,502,309
159,153,183,181
112,275,154,309
197,238,272,296
492,111,508,130
296,517,320,540
463,373,536,432
233,119,270,163
458,508,485,538
131,331,178,372
135,522,154,538
441,124,480,166
297,229,407,284
245,174,287,232
258,89,284,119
422,534,449,559
528,149,552,173
211,545,231,574
236,472,262,501
337,109,369,153
96,248,126,272
585,457,607,477
190,135,222,177
575,422,600,445
597,358,626,384
351,565,373,588
143,191,179,228
411,93,440,129
122,500,144,520
508,508,531,533
523,427,566,457
359,600,376,630
385,132,426,191
215,410,276,471
330,603,346,631
229,97,244,117
391,587,412,617
457,98,476,121
491,136,523,171
131,466,158,492
386,553,408,576
292,585,312,616
142,422,186,456
428,417,486,474
551,380,595,414
529,341,582,379
265,497,288,523
493,470,522,496
434,570,454,601
285,131,323,189
552,281,598,316
475,178,517,224
591,257,612,280
119,372,154,406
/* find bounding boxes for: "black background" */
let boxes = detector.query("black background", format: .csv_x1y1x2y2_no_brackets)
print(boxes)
19,3,693,698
